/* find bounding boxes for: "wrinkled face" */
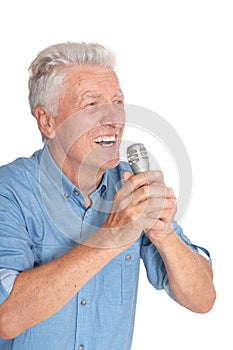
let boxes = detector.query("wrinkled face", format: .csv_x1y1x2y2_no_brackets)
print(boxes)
50,64,125,172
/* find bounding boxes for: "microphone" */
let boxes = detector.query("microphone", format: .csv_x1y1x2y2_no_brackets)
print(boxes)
127,143,150,174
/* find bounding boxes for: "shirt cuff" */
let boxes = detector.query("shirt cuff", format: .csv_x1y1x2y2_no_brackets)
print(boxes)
0,268,19,293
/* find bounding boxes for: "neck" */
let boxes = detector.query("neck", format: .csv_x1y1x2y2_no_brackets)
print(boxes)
48,144,104,207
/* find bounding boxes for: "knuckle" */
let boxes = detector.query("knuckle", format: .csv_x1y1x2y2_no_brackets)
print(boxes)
152,182,165,195
141,185,149,196
167,187,175,196
160,184,167,196
153,170,164,182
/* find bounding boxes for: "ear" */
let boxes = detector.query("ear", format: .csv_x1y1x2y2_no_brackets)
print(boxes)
34,106,56,139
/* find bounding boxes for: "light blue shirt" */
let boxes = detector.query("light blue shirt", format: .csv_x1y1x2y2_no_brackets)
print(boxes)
0,146,210,350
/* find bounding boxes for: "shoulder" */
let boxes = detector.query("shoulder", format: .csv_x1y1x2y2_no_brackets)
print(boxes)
0,149,43,193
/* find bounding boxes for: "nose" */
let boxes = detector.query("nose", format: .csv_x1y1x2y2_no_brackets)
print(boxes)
99,103,125,127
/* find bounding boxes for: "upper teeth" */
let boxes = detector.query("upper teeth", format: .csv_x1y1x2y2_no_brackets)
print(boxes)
94,135,116,143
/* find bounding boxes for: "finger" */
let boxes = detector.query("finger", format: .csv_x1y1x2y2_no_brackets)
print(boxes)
150,170,164,182
147,209,177,227
115,171,163,203
139,196,176,212
159,203,177,222
122,171,133,182
146,182,175,197
127,170,164,191
113,172,133,202
146,221,174,236
124,197,176,226
147,207,176,219
135,184,175,203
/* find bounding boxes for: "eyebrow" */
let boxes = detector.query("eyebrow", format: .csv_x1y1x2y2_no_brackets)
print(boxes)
86,93,102,98
114,91,124,97
85,91,124,99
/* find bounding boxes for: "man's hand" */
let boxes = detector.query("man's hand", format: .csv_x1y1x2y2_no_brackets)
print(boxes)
102,171,216,314
101,170,177,247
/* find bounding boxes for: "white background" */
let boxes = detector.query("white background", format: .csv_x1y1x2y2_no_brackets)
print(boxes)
0,1,232,348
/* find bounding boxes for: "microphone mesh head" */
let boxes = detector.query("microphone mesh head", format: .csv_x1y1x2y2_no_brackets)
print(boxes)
127,143,150,174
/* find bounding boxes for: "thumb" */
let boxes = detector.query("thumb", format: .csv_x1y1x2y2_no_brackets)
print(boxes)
123,171,133,182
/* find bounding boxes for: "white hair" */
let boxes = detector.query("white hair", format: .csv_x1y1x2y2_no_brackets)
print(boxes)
28,42,117,118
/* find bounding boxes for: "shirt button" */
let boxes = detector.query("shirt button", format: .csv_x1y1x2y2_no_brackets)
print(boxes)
125,254,131,261
85,211,89,217
64,193,69,198
78,345,84,350
81,299,87,306
74,190,79,196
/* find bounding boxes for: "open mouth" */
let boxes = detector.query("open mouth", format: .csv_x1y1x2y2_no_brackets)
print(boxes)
93,135,116,147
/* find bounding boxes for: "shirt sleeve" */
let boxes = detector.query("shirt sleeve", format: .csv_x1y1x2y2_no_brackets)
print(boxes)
140,221,212,299
0,191,35,304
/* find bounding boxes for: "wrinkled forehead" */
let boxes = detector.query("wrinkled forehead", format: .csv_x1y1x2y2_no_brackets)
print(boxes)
62,64,120,90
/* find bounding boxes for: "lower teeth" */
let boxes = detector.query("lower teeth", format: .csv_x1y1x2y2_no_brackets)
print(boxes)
101,141,114,146
96,141,114,146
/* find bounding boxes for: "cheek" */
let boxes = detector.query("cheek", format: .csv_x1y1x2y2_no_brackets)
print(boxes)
55,113,97,146
63,131,92,157
71,133,92,150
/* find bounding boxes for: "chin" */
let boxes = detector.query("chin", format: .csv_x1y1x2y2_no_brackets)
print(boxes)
101,157,120,171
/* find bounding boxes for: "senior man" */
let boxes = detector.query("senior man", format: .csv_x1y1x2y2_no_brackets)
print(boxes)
0,42,216,350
